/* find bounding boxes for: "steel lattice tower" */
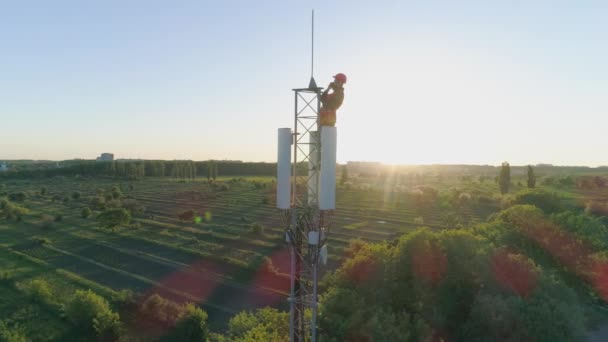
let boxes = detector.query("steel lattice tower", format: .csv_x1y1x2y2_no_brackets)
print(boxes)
277,85,333,342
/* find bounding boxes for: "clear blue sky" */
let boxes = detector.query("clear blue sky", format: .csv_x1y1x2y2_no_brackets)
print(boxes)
1,1,607,166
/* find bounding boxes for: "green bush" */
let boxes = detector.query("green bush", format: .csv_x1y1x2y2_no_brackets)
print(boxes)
162,304,209,342
8,192,27,202
509,189,563,214
64,289,121,337
71,191,81,200
54,213,63,222
33,236,51,245
40,187,47,196
0,321,27,342
81,207,92,219
90,196,106,210
250,222,264,235
1,200,30,221
97,208,130,229
28,279,52,304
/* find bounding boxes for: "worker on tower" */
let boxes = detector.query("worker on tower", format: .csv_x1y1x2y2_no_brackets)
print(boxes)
319,73,346,126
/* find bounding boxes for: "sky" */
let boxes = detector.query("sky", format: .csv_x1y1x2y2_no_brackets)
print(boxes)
1,1,607,166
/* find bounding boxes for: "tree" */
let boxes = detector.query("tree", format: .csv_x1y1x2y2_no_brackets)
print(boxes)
64,289,121,337
0,200,29,221
509,189,563,214
28,279,52,304
163,304,209,342
81,207,92,218
0,321,27,342
226,307,289,341
71,191,81,200
340,165,349,186
40,187,47,196
526,165,536,188
213,163,219,181
207,162,213,181
499,162,511,195
250,222,264,235
97,208,130,229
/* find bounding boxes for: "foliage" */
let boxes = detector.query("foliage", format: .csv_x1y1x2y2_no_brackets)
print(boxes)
81,207,92,218
8,192,27,202
54,213,63,222
162,304,209,342
319,217,587,341
508,189,563,214
0,200,29,220
64,289,121,337
90,196,106,210
585,200,608,217
121,198,145,214
97,208,130,228
71,191,81,200
28,279,53,304
551,210,608,250
140,294,191,327
178,209,197,222
0,321,27,342
411,185,438,212
526,165,536,188
226,307,289,342
498,162,510,194
40,186,47,195
250,222,264,235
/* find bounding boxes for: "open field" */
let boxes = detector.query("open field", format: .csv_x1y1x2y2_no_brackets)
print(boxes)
0,175,500,330
2,172,608,339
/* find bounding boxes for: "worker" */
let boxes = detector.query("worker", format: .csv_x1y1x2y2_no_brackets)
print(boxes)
319,73,346,126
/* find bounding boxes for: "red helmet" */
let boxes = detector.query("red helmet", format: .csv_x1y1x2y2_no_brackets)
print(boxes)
333,73,347,84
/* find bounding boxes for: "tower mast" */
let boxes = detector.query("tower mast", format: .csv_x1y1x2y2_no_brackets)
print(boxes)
277,10,336,342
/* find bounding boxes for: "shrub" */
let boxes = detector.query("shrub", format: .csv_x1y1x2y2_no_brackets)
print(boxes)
39,214,54,229
1,201,30,221
28,279,52,304
90,196,105,210
261,197,270,205
81,207,92,219
140,294,188,326
33,236,51,245
111,187,122,200
40,187,47,196
509,189,563,214
0,321,27,342
97,208,130,229
62,196,69,204
8,192,27,202
178,209,197,222
585,201,608,217
162,304,209,342
121,199,145,214
54,213,63,222
71,191,81,200
64,289,121,337
250,222,264,235
52,194,62,202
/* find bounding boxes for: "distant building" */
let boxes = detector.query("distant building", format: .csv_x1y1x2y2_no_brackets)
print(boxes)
0,162,8,172
96,153,114,161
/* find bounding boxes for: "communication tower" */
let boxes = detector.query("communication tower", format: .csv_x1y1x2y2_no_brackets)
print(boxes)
276,10,336,342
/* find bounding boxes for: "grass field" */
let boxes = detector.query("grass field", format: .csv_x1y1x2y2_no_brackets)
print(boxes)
1,173,604,339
